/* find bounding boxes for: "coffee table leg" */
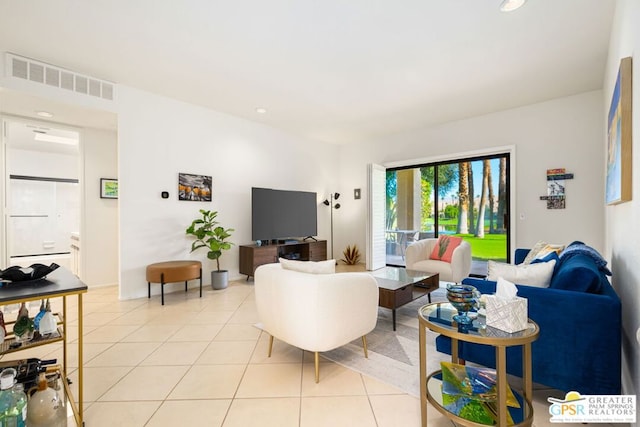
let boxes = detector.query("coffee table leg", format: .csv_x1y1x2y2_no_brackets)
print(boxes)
392,308,397,331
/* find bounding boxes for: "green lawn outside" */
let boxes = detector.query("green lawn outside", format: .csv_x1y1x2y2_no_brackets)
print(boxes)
422,219,507,261
456,233,507,261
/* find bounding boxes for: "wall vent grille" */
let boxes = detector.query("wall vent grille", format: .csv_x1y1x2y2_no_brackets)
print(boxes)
5,53,115,101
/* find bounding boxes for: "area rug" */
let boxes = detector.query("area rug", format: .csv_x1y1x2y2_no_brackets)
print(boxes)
322,288,450,398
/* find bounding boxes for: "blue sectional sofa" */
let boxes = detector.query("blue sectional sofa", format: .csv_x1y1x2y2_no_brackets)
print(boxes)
435,243,622,395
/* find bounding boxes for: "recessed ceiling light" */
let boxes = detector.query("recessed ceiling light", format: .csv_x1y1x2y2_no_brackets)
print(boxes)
255,107,267,114
36,111,54,118
500,0,526,12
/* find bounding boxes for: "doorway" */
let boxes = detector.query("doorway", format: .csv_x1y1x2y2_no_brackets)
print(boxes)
385,153,511,276
2,119,81,273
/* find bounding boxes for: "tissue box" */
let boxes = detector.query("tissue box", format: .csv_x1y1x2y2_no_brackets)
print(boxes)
485,295,528,333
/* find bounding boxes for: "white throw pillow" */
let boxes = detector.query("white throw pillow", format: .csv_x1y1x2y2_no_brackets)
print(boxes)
487,259,556,288
279,258,336,274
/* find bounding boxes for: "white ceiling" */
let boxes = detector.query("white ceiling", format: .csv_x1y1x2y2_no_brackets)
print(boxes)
0,0,616,145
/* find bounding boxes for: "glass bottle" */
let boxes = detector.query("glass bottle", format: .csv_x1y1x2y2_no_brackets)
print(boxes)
11,383,27,427
39,300,57,336
0,368,19,427
33,300,46,331
0,311,5,344
13,304,33,342
26,373,62,427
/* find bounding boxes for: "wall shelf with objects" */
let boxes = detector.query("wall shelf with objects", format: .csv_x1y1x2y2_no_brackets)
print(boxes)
539,168,573,209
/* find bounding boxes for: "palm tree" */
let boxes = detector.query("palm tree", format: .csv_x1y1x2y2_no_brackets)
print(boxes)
457,163,469,234
497,157,506,231
488,160,495,233
475,160,489,237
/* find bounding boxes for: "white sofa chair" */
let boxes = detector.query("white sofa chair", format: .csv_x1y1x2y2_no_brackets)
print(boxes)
405,238,472,283
254,262,379,382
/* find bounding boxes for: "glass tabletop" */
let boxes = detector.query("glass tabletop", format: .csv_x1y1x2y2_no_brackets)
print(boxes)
419,302,539,345
371,266,437,289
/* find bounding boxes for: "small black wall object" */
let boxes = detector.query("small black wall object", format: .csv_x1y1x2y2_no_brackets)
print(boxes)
161,191,169,199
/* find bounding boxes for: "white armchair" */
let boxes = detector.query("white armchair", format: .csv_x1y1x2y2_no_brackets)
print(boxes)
405,238,472,283
254,262,379,382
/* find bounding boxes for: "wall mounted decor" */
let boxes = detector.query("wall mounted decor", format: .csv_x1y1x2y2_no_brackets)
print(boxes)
539,168,573,209
178,173,212,201
100,178,118,199
606,56,632,205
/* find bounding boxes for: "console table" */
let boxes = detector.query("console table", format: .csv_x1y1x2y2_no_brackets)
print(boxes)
418,302,539,427
239,240,327,278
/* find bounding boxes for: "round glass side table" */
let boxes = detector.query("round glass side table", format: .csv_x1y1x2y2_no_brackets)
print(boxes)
418,302,539,427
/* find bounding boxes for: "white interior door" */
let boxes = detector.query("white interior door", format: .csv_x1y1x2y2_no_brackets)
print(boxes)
366,163,386,270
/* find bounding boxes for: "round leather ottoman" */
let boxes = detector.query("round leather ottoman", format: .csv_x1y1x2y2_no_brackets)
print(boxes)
146,260,202,305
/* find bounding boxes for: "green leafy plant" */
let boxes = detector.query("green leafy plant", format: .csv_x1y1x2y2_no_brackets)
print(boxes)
341,244,361,265
186,209,234,271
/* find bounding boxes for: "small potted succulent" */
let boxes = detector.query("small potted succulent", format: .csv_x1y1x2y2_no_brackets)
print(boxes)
186,209,234,289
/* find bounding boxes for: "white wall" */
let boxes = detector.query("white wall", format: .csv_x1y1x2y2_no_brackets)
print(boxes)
82,128,118,287
117,86,339,299
603,0,640,403
337,90,605,260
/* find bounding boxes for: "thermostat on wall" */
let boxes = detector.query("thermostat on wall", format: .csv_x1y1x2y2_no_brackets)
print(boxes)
161,191,169,199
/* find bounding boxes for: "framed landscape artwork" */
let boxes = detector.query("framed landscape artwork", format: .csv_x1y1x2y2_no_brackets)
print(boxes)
606,56,632,205
100,178,118,199
178,173,212,201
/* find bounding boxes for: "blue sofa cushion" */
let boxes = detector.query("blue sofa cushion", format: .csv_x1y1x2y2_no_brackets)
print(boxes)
530,251,559,265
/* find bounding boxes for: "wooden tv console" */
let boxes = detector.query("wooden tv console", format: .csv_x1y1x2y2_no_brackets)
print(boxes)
239,240,327,278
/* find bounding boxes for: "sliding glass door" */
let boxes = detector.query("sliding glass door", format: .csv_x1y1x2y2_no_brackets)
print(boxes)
385,154,510,275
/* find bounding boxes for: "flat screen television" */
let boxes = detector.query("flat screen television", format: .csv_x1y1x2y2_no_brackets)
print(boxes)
251,187,318,241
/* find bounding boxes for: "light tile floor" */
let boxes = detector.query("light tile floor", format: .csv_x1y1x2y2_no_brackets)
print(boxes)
5,278,611,426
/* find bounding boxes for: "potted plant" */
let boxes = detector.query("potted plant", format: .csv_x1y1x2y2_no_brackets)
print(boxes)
186,209,234,290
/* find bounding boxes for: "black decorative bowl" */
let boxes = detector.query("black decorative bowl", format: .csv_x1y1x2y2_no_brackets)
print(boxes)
0,263,60,284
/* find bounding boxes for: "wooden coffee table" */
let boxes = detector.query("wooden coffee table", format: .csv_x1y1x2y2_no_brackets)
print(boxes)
372,267,439,330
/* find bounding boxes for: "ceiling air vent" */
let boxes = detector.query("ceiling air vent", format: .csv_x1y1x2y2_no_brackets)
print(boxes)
60,71,74,91
29,62,44,83
11,58,28,79
45,68,59,87
5,52,116,101
75,75,88,94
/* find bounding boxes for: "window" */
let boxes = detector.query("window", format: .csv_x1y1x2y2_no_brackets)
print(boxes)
385,154,510,276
